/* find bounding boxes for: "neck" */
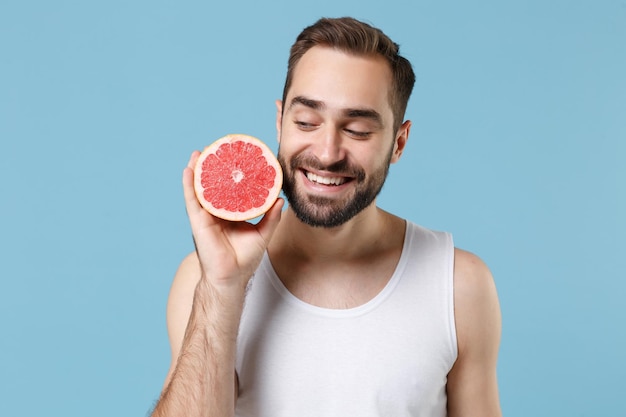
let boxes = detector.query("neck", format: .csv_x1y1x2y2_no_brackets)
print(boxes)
269,203,401,261
267,202,407,309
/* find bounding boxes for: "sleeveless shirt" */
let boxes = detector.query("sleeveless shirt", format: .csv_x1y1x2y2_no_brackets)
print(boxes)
235,222,457,417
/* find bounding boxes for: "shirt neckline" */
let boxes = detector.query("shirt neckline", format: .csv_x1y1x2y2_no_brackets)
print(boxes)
261,221,413,318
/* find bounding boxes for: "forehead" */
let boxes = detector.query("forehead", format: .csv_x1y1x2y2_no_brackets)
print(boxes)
286,46,394,118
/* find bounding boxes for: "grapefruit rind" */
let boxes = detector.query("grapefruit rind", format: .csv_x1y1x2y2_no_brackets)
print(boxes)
193,134,283,221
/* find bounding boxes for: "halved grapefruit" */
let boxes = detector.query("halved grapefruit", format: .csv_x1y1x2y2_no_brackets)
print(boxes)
193,134,283,221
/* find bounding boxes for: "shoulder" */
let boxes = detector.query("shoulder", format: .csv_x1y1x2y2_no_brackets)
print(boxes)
448,249,503,416
159,251,202,388
453,248,495,293
168,251,202,310
166,252,202,356
453,248,501,356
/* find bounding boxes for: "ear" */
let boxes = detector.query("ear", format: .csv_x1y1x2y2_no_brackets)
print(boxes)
275,100,283,143
390,120,411,163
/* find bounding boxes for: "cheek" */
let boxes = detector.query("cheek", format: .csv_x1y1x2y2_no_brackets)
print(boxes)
277,129,314,159
354,142,392,168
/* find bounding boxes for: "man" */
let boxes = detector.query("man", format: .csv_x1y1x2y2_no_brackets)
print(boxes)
152,17,502,417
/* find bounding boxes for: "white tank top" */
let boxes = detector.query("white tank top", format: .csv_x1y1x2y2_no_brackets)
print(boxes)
235,222,457,417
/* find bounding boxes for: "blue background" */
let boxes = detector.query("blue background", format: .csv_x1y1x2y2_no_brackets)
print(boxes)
1,1,624,416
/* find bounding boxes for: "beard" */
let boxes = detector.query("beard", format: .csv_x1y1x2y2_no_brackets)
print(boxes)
278,146,393,228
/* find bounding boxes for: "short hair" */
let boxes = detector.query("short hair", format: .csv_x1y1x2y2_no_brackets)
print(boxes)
282,17,415,133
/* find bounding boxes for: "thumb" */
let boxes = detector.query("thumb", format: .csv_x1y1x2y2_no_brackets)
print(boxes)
255,198,284,244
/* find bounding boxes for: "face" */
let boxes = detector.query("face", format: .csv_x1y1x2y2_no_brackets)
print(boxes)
277,46,410,228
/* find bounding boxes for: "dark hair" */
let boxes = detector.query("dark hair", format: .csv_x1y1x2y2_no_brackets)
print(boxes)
282,17,415,133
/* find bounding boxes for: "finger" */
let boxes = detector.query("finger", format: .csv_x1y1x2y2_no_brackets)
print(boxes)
182,153,215,228
182,151,200,196
182,165,201,213
187,150,200,170
255,198,284,244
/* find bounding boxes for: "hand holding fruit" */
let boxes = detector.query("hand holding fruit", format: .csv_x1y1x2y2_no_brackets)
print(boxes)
182,135,284,291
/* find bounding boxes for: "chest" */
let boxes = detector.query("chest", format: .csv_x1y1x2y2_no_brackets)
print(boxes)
273,252,402,309
235,255,456,417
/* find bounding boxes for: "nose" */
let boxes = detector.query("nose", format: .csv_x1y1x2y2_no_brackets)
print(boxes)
316,127,345,166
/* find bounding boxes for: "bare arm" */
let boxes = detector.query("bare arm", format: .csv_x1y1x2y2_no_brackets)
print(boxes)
152,151,283,417
447,248,502,417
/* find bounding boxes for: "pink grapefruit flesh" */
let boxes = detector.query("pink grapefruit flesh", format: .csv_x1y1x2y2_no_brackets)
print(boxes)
193,134,283,221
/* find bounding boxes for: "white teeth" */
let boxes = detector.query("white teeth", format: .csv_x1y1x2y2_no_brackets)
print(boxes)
306,172,347,186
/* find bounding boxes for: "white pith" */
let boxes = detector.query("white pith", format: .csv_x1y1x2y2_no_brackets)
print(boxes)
231,169,244,183
306,171,347,186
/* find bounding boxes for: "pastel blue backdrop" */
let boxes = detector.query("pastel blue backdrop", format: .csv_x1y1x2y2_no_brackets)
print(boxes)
1,1,624,416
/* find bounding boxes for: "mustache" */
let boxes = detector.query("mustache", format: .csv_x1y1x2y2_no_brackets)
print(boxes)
286,154,366,181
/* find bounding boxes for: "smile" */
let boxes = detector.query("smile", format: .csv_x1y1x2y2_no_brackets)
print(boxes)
305,171,349,186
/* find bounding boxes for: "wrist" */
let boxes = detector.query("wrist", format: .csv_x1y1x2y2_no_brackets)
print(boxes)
196,274,248,309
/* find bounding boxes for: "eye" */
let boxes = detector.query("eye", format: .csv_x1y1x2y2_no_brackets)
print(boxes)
295,121,317,131
344,129,371,139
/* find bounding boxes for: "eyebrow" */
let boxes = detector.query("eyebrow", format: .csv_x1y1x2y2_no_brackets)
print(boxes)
289,95,384,128
289,96,325,111
344,108,383,127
